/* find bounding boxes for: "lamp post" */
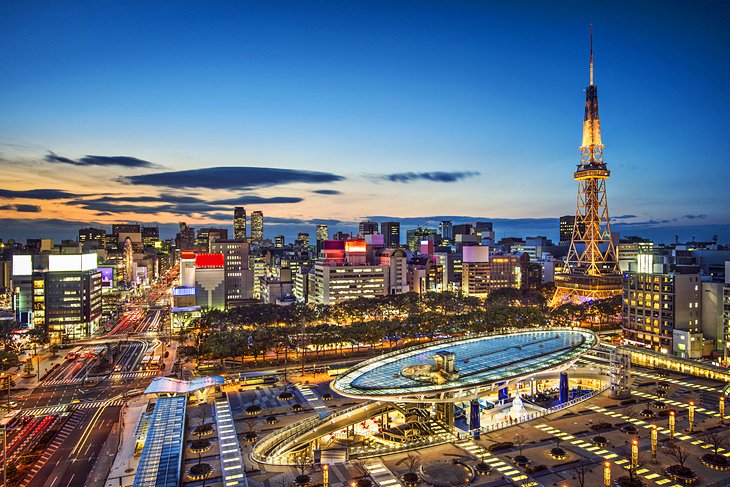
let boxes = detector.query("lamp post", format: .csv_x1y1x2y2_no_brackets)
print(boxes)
669,410,676,443
323,464,329,487
720,396,725,424
689,401,695,433
631,438,639,473
651,425,658,463
603,461,611,487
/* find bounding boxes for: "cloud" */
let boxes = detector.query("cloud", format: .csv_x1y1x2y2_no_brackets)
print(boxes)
612,214,637,220
119,167,345,190
45,151,162,169
0,204,42,213
312,189,341,195
379,171,480,183
209,196,303,205
0,188,80,200
683,214,706,220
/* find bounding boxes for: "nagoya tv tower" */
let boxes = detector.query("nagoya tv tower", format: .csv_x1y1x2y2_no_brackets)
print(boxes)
552,26,623,305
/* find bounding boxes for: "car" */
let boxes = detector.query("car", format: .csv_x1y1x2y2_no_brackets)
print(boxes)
70,399,81,404
126,389,144,397
114,364,123,371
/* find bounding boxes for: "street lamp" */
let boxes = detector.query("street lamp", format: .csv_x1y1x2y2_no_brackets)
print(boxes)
688,401,695,433
631,438,639,473
651,425,658,463
603,461,611,487
669,410,676,443
323,464,329,487
720,396,725,424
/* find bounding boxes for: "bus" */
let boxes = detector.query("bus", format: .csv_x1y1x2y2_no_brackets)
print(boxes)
227,371,280,386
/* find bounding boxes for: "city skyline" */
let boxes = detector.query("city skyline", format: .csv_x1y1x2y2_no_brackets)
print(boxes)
1,1,729,243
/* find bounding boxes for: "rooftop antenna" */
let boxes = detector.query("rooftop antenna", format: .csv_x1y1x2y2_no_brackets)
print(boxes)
589,24,594,86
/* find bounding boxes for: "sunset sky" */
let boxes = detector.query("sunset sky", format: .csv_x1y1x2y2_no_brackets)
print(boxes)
1,1,728,243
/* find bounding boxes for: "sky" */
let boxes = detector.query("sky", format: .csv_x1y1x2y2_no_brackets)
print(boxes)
1,1,729,244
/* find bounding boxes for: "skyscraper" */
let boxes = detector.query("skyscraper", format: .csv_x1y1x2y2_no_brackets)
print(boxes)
250,211,264,240
316,224,329,255
439,221,453,242
359,221,379,236
234,206,247,239
380,221,400,248
297,232,311,248
552,29,622,305
559,215,575,245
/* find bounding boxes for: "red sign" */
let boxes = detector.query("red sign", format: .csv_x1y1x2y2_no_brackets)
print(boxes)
181,251,196,260
195,253,224,268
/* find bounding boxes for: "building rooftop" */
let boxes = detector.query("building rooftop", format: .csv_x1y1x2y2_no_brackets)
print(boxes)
144,376,224,395
332,329,597,402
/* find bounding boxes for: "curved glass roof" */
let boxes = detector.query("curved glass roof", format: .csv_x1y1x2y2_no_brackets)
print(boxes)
332,329,597,399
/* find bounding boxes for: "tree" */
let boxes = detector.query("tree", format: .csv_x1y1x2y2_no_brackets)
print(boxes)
702,431,728,461
22,358,34,377
513,433,528,456
293,451,313,477
570,462,592,487
665,442,690,469
404,452,420,473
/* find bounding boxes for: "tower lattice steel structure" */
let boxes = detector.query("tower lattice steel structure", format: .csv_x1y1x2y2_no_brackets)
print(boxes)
552,28,622,305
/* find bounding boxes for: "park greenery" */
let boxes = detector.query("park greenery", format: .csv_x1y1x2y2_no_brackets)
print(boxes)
183,288,621,369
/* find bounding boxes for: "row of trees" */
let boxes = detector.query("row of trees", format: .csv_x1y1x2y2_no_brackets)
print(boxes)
186,290,621,368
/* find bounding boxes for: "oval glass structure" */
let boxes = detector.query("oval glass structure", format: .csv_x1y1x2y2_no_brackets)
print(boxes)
332,329,597,401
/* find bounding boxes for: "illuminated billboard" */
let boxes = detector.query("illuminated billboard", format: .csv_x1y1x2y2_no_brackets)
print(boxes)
12,255,32,276
99,267,115,287
345,240,367,253
49,253,98,272
195,253,224,268
173,287,196,296
181,251,196,260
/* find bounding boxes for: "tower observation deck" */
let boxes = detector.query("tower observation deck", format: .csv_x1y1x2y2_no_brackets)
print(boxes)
552,27,623,305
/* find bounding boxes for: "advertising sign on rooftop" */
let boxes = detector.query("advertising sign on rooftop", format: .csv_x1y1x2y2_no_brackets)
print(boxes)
48,253,98,272
12,255,32,276
195,253,224,268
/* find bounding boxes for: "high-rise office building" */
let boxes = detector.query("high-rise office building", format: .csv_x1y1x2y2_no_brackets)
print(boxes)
380,221,400,248
234,206,247,239
78,227,106,247
175,222,196,250
297,232,310,248
12,253,102,341
559,215,576,245
622,256,702,355
316,224,329,255
406,227,437,252
251,211,264,240
274,235,285,248
210,240,254,307
196,227,228,249
141,226,160,247
439,221,453,242
359,221,379,236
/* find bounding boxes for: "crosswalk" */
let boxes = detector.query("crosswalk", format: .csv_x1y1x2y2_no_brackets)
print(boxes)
632,390,722,418
19,410,85,487
296,384,329,415
535,422,684,487
23,399,126,417
42,370,157,386
586,404,730,457
366,458,403,487
456,440,542,486
633,370,720,392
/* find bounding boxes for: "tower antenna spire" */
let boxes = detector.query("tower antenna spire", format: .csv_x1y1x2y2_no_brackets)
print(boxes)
589,24,594,86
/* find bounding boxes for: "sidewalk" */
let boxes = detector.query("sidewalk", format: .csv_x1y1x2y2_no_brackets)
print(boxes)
13,348,72,390
104,398,149,487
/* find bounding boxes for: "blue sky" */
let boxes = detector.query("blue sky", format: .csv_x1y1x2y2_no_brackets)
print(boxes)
0,1,728,243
